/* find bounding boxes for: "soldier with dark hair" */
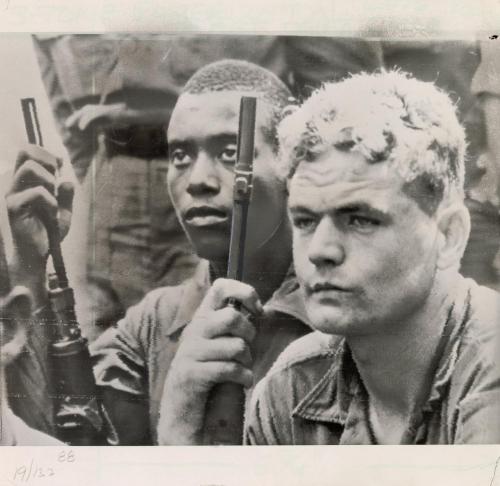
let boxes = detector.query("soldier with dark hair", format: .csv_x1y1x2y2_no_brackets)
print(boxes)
88,60,311,445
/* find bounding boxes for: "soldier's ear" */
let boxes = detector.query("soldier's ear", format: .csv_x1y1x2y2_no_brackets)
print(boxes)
435,202,471,270
0,287,32,365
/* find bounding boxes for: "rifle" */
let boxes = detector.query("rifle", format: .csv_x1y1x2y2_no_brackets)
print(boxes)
20,98,112,445
203,96,257,445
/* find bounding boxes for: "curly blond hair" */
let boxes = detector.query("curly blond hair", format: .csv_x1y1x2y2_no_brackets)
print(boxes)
278,70,466,214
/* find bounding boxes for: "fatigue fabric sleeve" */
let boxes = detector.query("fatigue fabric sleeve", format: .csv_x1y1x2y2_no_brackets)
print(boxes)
453,343,500,444
244,378,282,445
455,390,500,443
90,287,166,397
6,305,55,436
451,312,500,444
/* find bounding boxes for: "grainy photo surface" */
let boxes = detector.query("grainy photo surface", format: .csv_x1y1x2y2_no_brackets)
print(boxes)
0,34,499,448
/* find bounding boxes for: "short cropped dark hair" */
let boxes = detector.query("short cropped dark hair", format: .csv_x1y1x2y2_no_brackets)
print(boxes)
182,59,294,152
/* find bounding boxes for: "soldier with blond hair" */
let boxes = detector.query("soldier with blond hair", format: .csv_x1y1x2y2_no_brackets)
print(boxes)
246,71,500,445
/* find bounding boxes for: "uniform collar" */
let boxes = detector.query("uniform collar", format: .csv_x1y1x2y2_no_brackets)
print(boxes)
166,260,310,337
293,278,473,428
292,338,359,425
264,264,310,326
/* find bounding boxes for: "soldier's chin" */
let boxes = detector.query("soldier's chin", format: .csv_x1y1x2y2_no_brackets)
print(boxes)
306,305,353,336
188,230,231,262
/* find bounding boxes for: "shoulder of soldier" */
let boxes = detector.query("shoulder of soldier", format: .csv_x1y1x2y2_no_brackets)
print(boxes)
92,261,210,349
269,331,341,373
455,279,500,367
447,280,500,442
254,331,342,403
142,281,190,316
247,331,341,443
450,279,500,398
464,279,500,337
140,262,211,336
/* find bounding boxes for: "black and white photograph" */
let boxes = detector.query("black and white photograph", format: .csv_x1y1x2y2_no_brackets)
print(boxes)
0,1,500,483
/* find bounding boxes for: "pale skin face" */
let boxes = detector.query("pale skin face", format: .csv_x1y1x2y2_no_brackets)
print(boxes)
167,91,287,263
288,147,443,337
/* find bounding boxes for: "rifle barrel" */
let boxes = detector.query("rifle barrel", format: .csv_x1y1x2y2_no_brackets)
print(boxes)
227,96,257,281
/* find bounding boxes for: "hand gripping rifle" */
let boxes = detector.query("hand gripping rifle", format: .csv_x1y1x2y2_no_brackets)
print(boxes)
203,96,257,445
20,98,112,445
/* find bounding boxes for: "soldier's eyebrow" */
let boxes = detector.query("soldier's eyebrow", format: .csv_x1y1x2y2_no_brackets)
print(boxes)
288,204,316,216
206,133,238,147
169,132,237,146
289,201,393,223
336,202,392,222
168,139,189,149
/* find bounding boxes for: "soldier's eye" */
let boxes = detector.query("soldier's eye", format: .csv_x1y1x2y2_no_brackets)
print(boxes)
292,216,317,232
219,145,237,164
170,148,191,167
348,215,380,231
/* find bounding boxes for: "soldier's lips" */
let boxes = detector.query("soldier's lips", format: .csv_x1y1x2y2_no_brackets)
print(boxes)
308,282,351,294
183,206,230,227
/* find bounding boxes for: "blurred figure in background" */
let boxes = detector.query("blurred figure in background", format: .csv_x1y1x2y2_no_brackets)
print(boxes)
468,40,500,290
